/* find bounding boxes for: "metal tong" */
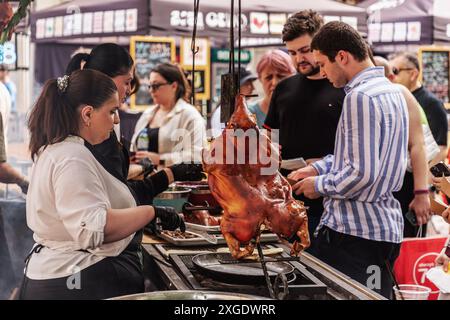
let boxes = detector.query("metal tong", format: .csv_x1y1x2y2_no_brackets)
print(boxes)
257,243,289,300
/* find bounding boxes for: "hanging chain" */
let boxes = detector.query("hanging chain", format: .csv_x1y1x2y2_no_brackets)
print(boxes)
190,0,200,105
237,0,241,92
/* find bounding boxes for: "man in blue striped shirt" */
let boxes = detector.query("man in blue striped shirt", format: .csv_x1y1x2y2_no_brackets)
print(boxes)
291,22,409,298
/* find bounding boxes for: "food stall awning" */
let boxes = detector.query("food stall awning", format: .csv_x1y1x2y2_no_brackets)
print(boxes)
150,0,367,46
359,0,450,50
30,0,149,43
30,0,366,45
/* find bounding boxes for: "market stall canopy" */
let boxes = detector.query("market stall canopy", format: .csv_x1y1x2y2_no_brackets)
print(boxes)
30,0,149,43
433,0,450,44
359,0,450,50
30,0,366,44
150,0,367,46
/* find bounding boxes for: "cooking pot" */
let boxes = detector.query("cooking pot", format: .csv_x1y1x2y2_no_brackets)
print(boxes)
108,290,270,300
175,181,221,212
153,186,191,212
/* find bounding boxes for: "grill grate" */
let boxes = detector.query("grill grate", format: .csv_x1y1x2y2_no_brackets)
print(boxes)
167,246,328,299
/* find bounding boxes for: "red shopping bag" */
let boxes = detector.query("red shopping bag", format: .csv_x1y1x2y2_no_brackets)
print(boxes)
393,236,448,300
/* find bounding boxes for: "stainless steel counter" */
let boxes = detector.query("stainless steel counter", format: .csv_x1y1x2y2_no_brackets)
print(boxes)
141,242,386,300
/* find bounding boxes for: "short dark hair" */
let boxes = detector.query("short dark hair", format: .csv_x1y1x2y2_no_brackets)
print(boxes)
66,43,134,78
390,52,420,72
151,63,191,102
28,69,117,160
130,68,140,96
282,10,323,42
311,21,368,63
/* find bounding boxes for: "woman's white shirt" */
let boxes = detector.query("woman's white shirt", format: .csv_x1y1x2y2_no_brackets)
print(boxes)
26,136,136,280
131,98,206,166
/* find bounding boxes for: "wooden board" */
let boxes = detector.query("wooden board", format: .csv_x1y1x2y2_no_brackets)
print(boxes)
129,36,175,110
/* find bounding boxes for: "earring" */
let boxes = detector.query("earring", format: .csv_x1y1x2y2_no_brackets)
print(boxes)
85,121,91,127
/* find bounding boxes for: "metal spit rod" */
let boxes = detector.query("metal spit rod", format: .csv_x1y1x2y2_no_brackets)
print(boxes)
256,242,276,299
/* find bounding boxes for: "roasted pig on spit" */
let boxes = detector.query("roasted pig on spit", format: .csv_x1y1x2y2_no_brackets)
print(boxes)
202,95,310,259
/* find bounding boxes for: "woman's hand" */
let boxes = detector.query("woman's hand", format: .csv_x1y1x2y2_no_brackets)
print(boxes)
135,151,160,166
435,250,450,273
432,176,450,197
441,207,450,223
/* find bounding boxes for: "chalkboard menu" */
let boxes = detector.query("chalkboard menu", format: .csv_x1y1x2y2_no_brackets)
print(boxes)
418,47,450,108
183,66,210,101
130,36,175,109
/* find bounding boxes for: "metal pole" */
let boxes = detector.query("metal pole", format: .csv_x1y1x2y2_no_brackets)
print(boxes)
190,0,200,106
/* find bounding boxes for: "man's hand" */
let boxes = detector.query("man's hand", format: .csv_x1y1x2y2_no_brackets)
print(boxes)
292,176,320,199
287,165,318,182
409,194,431,225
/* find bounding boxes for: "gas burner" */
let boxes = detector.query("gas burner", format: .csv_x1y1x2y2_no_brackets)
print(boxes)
159,244,328,300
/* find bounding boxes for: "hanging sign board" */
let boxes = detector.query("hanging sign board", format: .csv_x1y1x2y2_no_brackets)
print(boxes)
180,37,210,67
180,37,210,101
130,36,175,110
211,48,251,64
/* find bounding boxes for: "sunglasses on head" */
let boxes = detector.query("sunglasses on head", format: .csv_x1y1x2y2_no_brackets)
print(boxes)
392,66,414,75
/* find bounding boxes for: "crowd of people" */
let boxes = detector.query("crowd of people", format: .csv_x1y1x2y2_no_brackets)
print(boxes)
0,6,449,300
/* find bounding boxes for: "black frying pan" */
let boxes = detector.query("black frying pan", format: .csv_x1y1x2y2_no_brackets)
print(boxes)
192,253,295,285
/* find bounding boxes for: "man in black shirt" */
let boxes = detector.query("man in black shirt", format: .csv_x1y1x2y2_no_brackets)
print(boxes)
263,10,345,254
390,52,448,164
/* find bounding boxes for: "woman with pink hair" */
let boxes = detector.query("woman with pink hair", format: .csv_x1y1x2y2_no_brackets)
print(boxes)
249,49,296,127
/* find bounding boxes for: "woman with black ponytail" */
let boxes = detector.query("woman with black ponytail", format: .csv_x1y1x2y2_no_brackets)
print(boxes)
66,44,203,207
21,70,185,300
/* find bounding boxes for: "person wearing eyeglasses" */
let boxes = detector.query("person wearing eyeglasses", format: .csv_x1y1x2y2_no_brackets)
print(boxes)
389,52,448,166
266,11,345,254
131,63,206,167
66,45,204,206
373,56,435,238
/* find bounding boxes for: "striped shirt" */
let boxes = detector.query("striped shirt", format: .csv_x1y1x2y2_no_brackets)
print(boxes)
312,67,408,244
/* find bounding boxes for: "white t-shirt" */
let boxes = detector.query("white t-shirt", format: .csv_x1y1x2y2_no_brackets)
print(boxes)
26,136,136,280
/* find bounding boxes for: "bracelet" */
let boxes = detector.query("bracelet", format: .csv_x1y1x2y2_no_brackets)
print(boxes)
414,189,429,195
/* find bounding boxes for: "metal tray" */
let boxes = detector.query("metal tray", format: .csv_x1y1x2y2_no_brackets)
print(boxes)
185,222,221,232
158,231,279,247
192,252,294,284
109,290,271,300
